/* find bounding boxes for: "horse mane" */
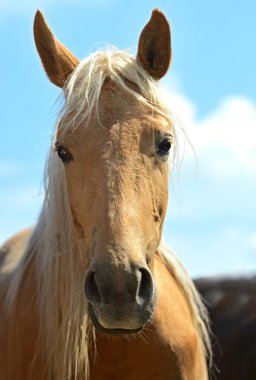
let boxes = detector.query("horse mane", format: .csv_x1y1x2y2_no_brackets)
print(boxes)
157,246,212,366
5,48,211,379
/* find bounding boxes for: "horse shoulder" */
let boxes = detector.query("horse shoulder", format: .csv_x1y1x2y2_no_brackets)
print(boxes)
0,228,45,380
152,255,208,380
0,228,33,273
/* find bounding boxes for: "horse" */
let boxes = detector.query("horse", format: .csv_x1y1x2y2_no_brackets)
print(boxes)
196,276,256,380
0,9,211,380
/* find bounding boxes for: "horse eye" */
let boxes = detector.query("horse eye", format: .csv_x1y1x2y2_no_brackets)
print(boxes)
156,139,172,156
57,146,72,163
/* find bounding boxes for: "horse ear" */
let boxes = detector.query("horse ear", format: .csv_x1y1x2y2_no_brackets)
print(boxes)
137,9,171,80
33,10,79,88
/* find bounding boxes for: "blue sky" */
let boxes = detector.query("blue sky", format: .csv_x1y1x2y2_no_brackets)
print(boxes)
0,0,255,276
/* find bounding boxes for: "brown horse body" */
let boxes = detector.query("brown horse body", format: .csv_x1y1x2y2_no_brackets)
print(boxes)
197,277,256,380
0,10,210,380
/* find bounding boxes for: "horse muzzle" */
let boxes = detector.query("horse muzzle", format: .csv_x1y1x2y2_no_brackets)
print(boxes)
84,263,157,334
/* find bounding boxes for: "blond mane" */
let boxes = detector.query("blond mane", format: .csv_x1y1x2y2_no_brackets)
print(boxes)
5,49,211,379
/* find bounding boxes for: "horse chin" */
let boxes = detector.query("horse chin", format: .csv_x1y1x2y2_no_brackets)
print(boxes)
88,303,145,335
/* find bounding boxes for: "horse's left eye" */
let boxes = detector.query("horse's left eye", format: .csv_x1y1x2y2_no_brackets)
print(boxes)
156,139,172,156
57,146,72,164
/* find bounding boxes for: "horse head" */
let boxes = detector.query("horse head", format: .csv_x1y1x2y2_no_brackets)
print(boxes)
34,9,173,334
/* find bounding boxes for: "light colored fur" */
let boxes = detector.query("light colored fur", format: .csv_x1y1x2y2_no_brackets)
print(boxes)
4,49,211,380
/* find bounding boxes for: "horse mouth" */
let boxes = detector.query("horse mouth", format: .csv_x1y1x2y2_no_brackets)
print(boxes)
88,303,144,335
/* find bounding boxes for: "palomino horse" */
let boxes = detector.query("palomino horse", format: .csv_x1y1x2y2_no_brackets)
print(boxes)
0,9,211,380
197,276,256,380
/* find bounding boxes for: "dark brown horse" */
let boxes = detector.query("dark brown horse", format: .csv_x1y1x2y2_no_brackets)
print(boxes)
196,276,256,380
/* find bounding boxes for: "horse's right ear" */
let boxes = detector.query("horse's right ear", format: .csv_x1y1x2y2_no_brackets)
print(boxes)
137,9,171,80
33,10,79,88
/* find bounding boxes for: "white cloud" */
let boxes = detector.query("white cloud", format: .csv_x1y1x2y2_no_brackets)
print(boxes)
163,90,256,276
249,233,256,251
166,92,256,180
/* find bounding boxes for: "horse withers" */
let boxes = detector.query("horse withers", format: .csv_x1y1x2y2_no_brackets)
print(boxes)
0,9,211,380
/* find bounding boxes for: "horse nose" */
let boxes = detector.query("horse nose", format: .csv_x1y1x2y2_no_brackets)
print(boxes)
84,264,154,307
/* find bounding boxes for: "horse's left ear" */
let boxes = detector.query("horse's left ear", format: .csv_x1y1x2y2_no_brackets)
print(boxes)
33,10,79,88
137,9,171,80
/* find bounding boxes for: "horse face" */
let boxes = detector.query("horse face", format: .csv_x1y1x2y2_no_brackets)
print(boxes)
56,79,173,333
34,8,172,334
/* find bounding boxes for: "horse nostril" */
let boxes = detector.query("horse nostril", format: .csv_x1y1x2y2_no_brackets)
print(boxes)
137,267,154,303
84,270,102,305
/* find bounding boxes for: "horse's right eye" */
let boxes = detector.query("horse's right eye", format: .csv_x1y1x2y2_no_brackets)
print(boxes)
56,146,72,164
156,139,172,156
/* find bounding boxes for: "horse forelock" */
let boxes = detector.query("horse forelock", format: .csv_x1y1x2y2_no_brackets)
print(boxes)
59,48,175,133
